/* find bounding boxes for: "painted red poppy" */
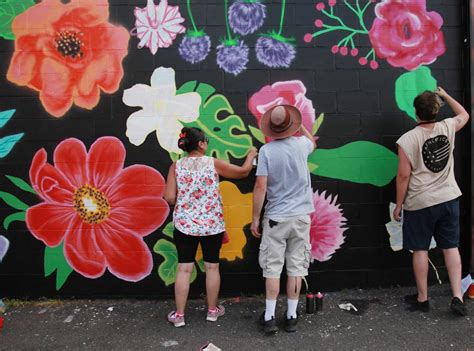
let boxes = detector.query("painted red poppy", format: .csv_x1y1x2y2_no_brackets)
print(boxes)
26,137,169,282
7,0,129,117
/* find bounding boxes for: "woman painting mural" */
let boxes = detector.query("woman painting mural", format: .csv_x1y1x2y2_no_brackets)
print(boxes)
164,127,257,327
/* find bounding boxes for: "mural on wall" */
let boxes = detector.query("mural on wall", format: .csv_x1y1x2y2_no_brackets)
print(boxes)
6,0,130,117
0,137,170,289
216,0,250,76
395,66,437,121
0,109,23,159
310,191,347,262
178,0,211,64
123,67,202,154
131,0,185,55
154,181,251,286
304,0,446,71
256,0,296,68
0,0,459,294
229,0,266,36
248,80,398,187
0,0,35,40
0,235,9,262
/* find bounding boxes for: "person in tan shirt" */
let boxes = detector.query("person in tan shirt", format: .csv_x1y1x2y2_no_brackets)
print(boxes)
394,87,469,316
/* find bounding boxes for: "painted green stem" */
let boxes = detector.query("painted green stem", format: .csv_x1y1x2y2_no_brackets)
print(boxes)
186,0,199,33
224,0,233,41
277,0,286,36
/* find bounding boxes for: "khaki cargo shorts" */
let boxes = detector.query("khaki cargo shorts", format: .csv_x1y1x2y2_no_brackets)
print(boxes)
258,215,312,278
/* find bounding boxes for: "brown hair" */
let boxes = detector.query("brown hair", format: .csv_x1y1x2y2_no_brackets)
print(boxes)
413,91,442,121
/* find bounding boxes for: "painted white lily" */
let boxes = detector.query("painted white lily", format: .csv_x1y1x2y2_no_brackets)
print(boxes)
123,67,201,154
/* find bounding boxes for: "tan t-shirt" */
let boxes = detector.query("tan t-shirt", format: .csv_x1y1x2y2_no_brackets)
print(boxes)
396,118,461,211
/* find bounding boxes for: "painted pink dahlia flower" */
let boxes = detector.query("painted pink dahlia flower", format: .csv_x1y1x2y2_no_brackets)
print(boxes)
310,191,347,262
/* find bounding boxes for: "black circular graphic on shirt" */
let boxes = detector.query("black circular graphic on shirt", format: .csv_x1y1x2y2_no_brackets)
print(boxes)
422,135,450,173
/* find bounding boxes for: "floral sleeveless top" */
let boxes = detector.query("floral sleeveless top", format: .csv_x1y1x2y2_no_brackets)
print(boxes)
174,156,225,236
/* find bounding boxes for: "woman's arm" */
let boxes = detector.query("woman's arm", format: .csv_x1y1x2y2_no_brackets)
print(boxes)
164,163,177,205
214,147,258,179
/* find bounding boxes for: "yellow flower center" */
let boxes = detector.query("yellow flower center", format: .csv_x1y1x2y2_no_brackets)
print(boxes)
73,185,110,224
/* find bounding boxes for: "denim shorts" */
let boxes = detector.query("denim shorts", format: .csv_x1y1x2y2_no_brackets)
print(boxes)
403,199,460,251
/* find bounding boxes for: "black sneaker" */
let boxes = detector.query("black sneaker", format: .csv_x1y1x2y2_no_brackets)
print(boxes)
259,312,278,334
284,313,298,333
450,297,467,316
404,294,430,312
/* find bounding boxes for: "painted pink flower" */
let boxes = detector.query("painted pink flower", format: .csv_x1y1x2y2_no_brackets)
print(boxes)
248,80,316,139
368,0,445,71
310,191,347,262
133,0,185,55
26,137,170,282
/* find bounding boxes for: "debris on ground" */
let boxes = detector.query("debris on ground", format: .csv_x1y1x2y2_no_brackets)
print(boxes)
161,340,179,347
338,303,358,312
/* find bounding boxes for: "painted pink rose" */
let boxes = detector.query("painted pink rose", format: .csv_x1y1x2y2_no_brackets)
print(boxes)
368,0,445,71
310,191,347,262
248,80,316,139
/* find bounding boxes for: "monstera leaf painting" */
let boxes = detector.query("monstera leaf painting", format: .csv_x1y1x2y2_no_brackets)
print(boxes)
177,81,253,161
0,0,35,40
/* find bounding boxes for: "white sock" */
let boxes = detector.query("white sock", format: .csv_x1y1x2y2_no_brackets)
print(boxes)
287,299,299,319
264,299,276,321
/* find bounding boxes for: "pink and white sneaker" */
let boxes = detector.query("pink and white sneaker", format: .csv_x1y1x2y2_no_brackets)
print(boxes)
206,305,225,322
167,311,185,327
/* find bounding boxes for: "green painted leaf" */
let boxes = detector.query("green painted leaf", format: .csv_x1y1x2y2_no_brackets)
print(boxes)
177,81,253,161
5,175,35,194
0,109,15,128
3,211,25,229
0,133,24,158
309,141,398,187
153,239,197,286
312,113,324,135
169,152,181,162
44,243,73,290
395,66,437,120
162,222,174,238
308,162,319,173
0,191,29,210
196,258,205,272
0,0,35,40
249,125,265,144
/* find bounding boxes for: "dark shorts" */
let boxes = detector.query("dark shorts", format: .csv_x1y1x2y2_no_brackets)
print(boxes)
403,198,460,251
174,229,223,264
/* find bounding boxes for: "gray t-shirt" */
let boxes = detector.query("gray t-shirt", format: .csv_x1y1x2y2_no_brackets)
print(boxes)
256,136,315,217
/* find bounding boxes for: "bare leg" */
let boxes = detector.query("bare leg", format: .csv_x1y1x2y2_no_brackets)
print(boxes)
204,262,220,309
266,278,280,300
175,263,194,313
286,276,302,299
412,251,429,301
442,248,463,301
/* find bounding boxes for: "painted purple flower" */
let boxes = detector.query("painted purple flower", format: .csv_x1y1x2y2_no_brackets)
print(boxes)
256,36,296,68
0,235,9,262
216,40,249,76
179,34,211,64
229,0,266,36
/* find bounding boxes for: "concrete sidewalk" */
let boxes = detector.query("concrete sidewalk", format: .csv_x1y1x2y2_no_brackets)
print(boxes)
0,285,472,350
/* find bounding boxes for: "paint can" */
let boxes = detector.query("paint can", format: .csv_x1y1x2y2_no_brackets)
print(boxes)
0,316,4,330
468,284,474,300
315,292,324,311
306,292,315,314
